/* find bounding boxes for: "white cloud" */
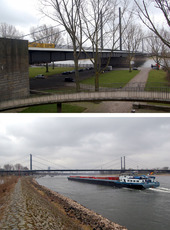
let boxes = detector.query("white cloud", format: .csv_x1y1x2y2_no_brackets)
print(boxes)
0,116,170,170
0,0,40,34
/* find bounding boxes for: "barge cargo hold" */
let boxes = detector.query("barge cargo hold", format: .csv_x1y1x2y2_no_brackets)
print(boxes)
68,175,160,190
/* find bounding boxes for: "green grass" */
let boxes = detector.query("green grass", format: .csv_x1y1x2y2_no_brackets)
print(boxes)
81,70,140,87
29,66,74,78
145,69,169,91
146,69,167,86
20,103,86,113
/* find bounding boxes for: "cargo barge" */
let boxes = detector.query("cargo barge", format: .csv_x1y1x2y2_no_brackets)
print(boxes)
68,175,160,190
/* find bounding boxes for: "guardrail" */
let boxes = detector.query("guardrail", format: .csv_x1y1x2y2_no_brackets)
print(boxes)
1,82,170,111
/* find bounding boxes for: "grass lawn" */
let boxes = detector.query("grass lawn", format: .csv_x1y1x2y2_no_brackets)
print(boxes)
29,66,74,78
146,69,167,86
20,103,86,113
145,69,170,93
81,70,140,87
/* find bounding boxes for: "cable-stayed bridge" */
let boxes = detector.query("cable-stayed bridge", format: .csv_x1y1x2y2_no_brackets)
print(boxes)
1,154,170,175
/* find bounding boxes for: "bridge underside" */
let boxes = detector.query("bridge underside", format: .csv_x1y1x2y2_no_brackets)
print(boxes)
29,48,146,68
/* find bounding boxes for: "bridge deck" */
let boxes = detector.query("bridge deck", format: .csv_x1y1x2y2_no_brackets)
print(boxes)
1,90,170,112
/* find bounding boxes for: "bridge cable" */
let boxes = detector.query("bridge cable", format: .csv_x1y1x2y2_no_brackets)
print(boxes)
33,154,69,169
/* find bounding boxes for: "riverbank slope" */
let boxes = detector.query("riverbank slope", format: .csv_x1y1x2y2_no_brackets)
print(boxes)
0,177,127,230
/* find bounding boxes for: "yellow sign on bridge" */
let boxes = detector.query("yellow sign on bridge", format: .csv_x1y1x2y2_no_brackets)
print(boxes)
28,43,55,48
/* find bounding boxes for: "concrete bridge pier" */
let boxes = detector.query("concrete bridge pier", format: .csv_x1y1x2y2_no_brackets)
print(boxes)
57,102,62,113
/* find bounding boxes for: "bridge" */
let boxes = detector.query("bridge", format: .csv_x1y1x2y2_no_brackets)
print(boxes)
1,154,169,176
28,47,145,67
1,169,170,176
0,83,170,112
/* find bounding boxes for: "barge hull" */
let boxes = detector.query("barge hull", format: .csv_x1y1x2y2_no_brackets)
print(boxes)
68,177,145,189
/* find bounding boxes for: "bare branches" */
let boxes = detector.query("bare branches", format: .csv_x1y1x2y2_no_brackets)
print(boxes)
147,31,170,71
40,0,84,91
123,23,144,71
30,25,63,44
0,23,22,39
134,0,170,48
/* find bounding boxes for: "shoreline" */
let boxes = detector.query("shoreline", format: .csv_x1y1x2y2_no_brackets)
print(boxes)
32,177,127,230
0,177,127,230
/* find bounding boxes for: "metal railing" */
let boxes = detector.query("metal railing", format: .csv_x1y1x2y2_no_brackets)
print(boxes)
1,82,170,111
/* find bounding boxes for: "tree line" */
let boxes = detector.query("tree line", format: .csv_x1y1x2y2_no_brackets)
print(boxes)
0,164,29,171
0,0,169,90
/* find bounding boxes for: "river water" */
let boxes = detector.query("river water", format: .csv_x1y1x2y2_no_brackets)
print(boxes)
36,175,170,230
54,57,156,68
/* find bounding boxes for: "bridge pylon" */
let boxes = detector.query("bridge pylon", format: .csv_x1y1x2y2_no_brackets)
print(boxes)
30,154,32,171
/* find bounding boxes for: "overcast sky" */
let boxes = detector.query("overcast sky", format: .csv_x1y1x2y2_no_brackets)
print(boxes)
0,115,170,170
0,0,166,40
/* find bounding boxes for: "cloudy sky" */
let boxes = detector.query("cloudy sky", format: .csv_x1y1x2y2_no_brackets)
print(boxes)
0,115,170,170
0,0,51,36
0,0,166,40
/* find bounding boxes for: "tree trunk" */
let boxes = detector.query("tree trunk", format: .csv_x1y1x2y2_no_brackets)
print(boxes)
128,56,132,72
46,63,49,73
95,71,99,92
73,48,80,92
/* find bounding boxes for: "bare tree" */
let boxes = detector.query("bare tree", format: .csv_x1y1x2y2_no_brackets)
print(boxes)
147,31,170,78
3,164,14,171
81,0,133,91
40,0,83,92
123,23,144,72
147,33,163,70
30,24,62,45
14,164,22,170
134,0,170,48
0,23,22,39
81,0,113,91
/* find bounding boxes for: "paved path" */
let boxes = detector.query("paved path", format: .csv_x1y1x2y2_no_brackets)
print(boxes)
95,68,151,113
127,68,150,85
0,179,85,230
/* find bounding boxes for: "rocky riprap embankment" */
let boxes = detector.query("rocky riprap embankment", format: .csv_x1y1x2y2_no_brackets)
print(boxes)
0,177,128,230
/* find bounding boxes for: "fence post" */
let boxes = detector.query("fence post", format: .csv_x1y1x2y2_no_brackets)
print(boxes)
57,103,62,113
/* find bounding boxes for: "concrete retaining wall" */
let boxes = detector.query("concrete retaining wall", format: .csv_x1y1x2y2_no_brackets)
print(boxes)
0,38,30,102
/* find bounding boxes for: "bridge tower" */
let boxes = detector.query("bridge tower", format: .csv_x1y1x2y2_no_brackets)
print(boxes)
124,156,126,170
119,7,122,51
121,156,126,171
30,154,32,170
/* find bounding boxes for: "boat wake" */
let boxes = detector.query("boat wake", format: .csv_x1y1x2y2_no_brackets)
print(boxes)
149,187,170,193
